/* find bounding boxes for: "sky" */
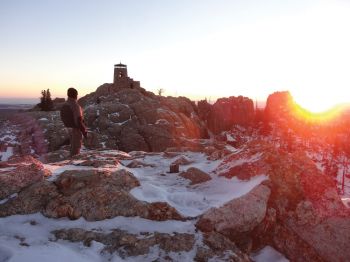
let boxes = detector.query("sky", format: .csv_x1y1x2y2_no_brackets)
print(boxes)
1,0,350,112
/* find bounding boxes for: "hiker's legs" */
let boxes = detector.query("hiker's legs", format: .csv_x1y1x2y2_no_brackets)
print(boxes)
70,128,82,156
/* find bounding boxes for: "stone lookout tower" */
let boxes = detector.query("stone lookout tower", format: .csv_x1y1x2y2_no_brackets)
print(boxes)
113,63,140,89
114,63,128,83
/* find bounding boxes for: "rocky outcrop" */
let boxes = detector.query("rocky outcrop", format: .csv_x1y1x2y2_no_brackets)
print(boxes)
198,96,254,134
196,184,271,252
260,149,350,262
171,155,194,165
0,168,184,222
0,156,50,199
195,232,251,262
0,181,59,216
79,86,208,152
53,228,195,258
212,140,350,261
179,167,212,185
126,159,155,168
2,111,70,158
41,149,71,163
52,228,250,261
264,91,295,124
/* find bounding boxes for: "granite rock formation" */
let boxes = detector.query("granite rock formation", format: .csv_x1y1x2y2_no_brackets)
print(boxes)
212,140,350,262
198,96,255,134
0,168,184,222
79,84,208,152
0,155,50,199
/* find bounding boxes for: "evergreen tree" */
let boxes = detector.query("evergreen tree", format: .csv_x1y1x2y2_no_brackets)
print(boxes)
38,89,54,111
46,89,54,111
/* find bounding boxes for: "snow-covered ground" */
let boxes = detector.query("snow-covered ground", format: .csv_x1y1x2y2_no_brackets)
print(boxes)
122,152,267,217
0,122,19,161
0,146,13,161
0,150,288,261
0,212,287,262
0,213,196,262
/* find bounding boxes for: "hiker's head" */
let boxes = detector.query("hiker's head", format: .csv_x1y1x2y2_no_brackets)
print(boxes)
67,87,78,99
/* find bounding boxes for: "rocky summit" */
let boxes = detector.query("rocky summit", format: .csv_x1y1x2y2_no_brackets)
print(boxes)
1,68,350,261
79,85,209,152
0,132,349,261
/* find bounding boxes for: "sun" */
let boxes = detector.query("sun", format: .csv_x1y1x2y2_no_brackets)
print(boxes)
292,99,346,124
288,90,350,123
293,91,343,114
295,99,335,114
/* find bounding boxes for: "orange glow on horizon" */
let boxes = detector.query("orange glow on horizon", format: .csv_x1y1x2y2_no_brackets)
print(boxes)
292,102,347,123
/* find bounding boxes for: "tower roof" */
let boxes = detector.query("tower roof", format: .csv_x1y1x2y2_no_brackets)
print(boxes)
114,62,127,67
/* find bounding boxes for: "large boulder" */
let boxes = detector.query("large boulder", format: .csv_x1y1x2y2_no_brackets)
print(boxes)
0,181,59,216
196,184,271,252
179,167,212,185
0,156,50,199
0,168,184,222
195,232,251,262
45,169,184,221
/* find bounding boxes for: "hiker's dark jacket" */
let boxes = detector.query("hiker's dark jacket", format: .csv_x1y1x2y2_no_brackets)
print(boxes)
67,97,87,138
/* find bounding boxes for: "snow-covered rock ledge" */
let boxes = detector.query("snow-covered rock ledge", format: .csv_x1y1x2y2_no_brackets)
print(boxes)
2,143,349,261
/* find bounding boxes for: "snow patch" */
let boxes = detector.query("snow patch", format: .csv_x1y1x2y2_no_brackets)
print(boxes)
226,133,236,142
251,246,289,262
155,119,170,125
0,193,18,205
127,151,268,217
0,147,13,161
0,134,17,142
116,118,130,126
109,112,120,117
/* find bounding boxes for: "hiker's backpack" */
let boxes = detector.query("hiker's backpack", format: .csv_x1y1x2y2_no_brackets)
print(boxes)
60,103,76,128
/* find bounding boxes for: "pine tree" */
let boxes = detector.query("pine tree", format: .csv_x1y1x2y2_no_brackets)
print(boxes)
38,89,54,111
46,89,54,111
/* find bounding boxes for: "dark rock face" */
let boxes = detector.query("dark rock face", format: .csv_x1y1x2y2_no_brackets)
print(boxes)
79,85,208,152
264,91,294,123
198,96,255,134
197,99,212,122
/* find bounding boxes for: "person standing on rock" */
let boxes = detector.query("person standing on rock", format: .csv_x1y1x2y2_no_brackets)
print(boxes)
60,87,87,156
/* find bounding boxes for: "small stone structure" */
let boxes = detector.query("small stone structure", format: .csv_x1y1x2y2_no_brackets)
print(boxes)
113,63,140,90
